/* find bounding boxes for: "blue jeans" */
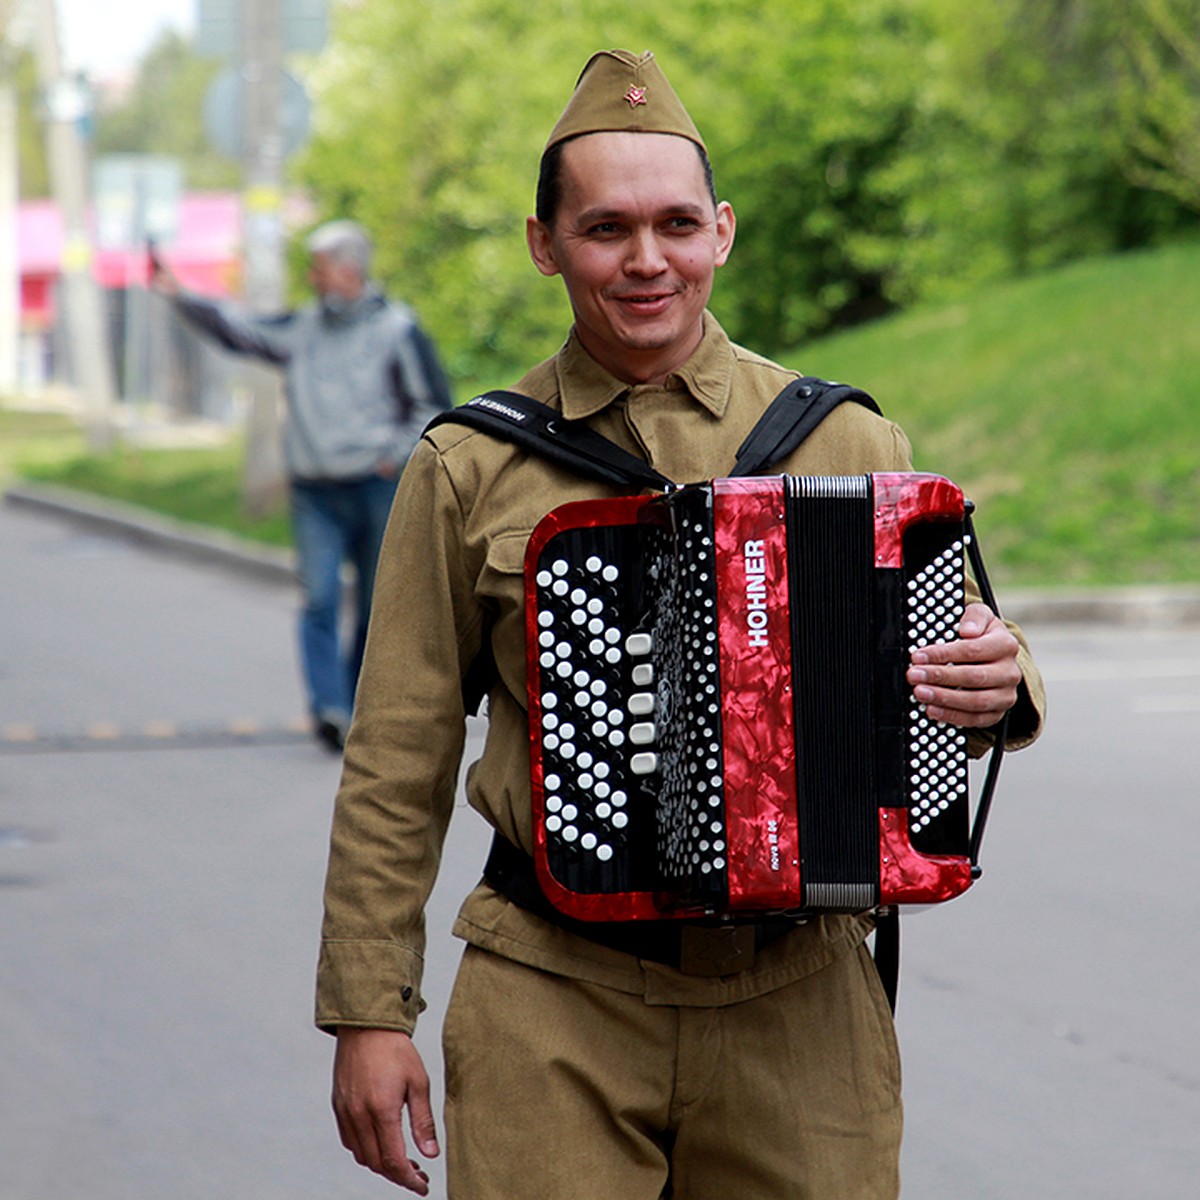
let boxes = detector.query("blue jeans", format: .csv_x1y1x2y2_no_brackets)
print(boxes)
290,474,398,721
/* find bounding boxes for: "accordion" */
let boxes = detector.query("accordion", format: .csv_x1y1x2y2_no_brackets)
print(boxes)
525,472,995,923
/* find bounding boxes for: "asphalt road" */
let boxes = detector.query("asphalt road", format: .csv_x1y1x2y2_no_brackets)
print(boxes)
1,501,1196,1199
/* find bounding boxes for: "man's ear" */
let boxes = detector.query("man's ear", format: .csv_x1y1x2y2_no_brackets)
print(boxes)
714,201,736,269
526,216,561,278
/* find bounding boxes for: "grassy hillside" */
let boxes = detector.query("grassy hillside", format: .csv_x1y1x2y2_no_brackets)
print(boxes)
6,242,1199,588
0,412,293,549
784,241,1200,586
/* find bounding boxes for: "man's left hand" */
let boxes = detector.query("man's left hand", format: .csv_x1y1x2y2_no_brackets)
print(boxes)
906,602,1021,729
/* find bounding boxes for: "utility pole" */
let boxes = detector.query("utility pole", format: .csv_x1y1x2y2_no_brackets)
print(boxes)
238,0,288,517
31,0,117,448
0,1,20,398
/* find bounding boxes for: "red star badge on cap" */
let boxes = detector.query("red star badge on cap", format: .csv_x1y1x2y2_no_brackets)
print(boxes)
624,85,647,108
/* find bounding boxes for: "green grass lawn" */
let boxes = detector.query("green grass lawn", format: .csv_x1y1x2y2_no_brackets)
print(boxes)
779,240,1200,587
0,410,293,548
6,240,1199,587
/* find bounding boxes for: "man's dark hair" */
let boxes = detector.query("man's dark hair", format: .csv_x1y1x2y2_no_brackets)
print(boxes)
536,136,718,226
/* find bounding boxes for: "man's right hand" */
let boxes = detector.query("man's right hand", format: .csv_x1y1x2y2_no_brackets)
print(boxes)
148,255,180,297
332,1027,440,1194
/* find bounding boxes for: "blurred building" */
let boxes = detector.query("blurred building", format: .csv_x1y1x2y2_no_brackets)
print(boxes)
16,189,245,419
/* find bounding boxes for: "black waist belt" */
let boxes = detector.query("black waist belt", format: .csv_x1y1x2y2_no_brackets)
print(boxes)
483,832,802,977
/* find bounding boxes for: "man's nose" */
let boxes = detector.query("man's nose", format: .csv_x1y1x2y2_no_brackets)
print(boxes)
625,228,668,276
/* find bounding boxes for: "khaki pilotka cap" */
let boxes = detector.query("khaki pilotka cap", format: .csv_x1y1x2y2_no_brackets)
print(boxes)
544,49,707,153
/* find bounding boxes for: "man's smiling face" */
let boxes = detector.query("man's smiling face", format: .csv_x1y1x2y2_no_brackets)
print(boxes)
527,132,736,386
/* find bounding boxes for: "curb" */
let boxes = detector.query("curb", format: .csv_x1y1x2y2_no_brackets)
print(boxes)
7,481,1200,628
994,584,1200,629
4,482,296,587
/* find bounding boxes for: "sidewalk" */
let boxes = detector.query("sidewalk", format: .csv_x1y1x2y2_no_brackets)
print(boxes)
7,480,1200,627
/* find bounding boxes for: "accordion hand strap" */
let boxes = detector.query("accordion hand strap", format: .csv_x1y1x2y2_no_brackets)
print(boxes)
964,511,1009,870
425,391,674,491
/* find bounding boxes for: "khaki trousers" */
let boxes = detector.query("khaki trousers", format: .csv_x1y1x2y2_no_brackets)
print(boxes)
442,942,902,1199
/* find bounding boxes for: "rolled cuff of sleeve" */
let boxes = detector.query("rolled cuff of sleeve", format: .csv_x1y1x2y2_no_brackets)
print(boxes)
315,939,426,1036
966,635,1045,757
999,636,1045,750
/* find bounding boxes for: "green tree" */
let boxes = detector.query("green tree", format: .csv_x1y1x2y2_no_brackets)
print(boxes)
299,0,930,380
297,0,1198,390
1119,0,1200,210
676,0,926,350
881,0,1195,307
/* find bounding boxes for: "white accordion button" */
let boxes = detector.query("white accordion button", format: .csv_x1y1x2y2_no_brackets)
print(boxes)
631,662,654,687
630,722,656,745
625,632,653,656
631,752,659,775
628,692,656,716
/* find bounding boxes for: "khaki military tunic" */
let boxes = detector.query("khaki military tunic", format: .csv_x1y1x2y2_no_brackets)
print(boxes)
316,313,1045,1035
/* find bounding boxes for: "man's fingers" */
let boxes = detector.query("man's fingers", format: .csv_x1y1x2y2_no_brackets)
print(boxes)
915,687,1014,727
406,1070,440,1159
957,601,993,638
911,627,1017,668
909,660,1014,691
335,1098,430,1194
907,604,1021,728
372,1110,431,1194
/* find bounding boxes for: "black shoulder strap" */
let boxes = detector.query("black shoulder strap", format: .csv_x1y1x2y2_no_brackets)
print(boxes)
425,391,674,491
731,376,882,478
428,377,881,488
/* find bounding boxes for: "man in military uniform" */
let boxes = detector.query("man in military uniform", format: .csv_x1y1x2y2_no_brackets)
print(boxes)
317,50,1045,1197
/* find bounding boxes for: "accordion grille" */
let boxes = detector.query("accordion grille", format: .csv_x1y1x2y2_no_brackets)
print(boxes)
785,478,878,904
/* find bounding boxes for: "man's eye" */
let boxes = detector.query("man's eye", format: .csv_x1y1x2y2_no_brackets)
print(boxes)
587,222,622,236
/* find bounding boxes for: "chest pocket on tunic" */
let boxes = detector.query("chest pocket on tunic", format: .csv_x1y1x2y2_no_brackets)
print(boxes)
464,530,534,715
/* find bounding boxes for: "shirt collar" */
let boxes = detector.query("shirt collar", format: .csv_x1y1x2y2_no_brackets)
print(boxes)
556,312,735,421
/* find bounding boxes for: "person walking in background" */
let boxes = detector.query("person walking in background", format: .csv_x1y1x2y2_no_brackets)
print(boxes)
153,220,453,751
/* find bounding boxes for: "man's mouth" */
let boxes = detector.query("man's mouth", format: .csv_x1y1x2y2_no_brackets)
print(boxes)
611,288,680,312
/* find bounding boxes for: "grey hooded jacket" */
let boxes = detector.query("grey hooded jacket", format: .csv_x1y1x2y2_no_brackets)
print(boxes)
175,287,453,481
